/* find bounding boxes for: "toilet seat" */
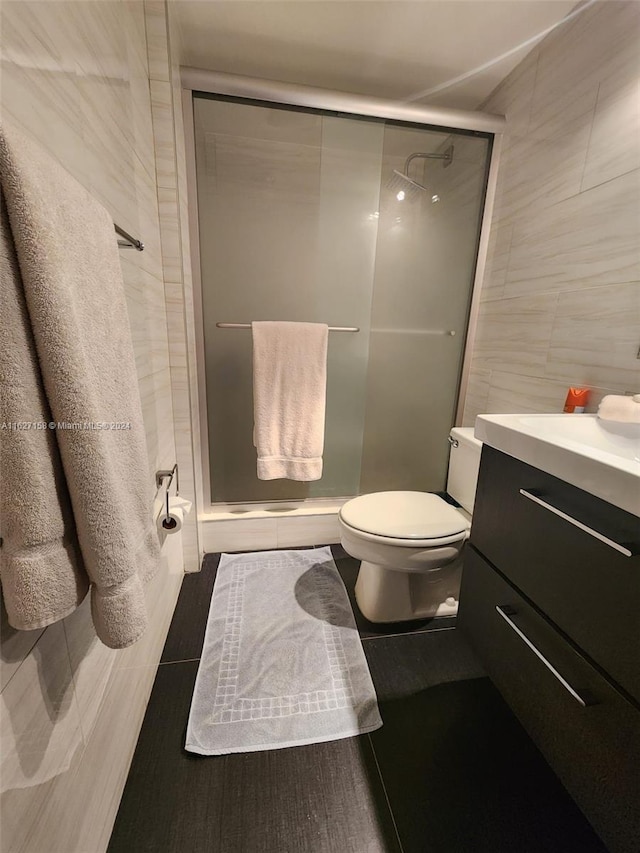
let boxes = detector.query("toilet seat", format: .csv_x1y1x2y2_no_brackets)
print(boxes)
339,491,469,548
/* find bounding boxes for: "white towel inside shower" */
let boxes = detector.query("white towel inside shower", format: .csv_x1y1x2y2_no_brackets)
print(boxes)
185,547,382,755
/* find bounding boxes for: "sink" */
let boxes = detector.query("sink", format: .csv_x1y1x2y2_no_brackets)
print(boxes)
474,413,640,516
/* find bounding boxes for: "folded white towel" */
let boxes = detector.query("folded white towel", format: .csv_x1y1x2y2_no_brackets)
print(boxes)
597,394,640,424
252,321,328,481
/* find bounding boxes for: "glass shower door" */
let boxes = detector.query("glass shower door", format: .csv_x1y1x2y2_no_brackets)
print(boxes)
360,129,490,492
194,95,384,502
193,93,491,504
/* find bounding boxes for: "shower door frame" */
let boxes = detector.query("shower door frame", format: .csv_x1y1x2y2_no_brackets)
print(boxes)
181,69,505,512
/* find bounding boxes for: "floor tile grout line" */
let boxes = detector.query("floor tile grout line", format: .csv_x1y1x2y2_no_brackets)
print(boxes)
361,625,457,642
366,732,406,853
0,628,47,695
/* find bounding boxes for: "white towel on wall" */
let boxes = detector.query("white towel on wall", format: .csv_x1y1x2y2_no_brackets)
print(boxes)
0,122,159,649
252,321,328,481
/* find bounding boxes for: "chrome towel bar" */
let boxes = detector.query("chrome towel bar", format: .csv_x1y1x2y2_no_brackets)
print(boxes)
115,223,144,252
216,322,360,332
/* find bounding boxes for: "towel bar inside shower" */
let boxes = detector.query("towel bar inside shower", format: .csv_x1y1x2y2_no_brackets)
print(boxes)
216,323,360,332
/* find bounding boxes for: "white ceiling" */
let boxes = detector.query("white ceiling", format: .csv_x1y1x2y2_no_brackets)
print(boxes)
173,0,578,110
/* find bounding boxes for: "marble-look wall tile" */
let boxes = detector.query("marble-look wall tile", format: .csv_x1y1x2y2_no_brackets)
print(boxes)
73,0,158,197
113,548,183,671
494,123,591,228
143,0,170,82
545,282,640,392
54,661,162,853
3,647,165,853
461,367,491,426
472,292,559,376
479,222,512,302
62,597,118,744
158,186,183,281
0,624,83,801
484,372,570,415
150,78,177,189
139,368,176,469
581,56,640,191
1,597,45,693
0,4,90,187
525,0,632,143
77,68,152,184
165,284,189,367
477,46,539,137
505,169,640,298
527,56,598,146
466,0,639,420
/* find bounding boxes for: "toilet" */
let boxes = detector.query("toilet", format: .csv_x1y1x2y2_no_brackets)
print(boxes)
338,427,482,623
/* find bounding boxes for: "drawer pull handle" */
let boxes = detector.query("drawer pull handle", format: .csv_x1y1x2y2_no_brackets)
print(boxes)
519,489,633,557
495,605,594,707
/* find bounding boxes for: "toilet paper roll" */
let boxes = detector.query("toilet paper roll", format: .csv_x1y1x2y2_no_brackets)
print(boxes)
157,496,193,535
158,506,184,534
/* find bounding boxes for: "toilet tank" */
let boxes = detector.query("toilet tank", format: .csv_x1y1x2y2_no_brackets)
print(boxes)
446,427,483,514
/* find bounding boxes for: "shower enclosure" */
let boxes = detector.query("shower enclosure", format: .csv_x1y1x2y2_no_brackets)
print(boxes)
188,80,496,507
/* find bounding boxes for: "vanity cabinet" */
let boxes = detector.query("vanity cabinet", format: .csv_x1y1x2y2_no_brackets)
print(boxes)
458,445,640,853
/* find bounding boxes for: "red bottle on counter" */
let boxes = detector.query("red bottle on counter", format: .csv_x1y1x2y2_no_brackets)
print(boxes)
563,388,590,413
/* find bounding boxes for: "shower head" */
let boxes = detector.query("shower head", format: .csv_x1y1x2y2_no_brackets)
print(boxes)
387,145,454,202
387,169,428,202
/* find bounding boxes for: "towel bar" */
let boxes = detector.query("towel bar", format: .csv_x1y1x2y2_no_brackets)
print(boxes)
216,322,360,332
115,223,144,252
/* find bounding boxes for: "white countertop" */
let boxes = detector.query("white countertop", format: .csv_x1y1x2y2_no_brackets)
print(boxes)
474,413,640,517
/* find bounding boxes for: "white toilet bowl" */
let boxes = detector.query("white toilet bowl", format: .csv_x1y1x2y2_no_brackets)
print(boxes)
339,491,469,622
339,428,482,623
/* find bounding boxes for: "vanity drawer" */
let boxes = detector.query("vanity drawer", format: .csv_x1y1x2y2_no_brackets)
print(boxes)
470,446,640,703
458,546,640,853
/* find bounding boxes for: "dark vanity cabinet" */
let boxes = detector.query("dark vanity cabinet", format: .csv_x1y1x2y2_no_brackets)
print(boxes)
458,445,640,853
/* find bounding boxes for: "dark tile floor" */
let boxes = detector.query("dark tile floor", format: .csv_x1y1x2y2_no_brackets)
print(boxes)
108,546,608,853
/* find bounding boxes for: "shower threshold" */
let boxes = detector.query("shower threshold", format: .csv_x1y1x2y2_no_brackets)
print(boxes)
199,499,348,557
204,497,351,517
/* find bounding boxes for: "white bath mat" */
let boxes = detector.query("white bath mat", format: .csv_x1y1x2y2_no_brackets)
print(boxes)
185,546,382,755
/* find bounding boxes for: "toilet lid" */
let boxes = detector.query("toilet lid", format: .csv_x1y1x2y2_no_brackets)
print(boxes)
340,491,468,540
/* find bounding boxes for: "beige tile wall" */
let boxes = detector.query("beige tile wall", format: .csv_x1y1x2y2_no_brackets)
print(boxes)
463,0,640,424
0,2,186,850
145,0,203,571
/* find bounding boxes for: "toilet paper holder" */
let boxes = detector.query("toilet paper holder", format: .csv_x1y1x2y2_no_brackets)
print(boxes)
155,464,179,526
